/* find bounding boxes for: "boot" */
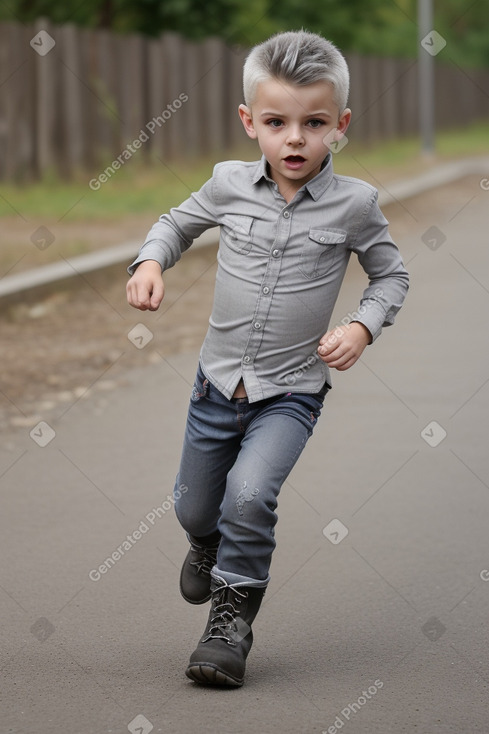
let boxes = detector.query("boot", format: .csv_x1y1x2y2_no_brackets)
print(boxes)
185,576,266,687
179,533,221,604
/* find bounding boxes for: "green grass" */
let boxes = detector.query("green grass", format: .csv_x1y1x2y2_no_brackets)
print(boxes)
1,121,488,222
0,155,224,221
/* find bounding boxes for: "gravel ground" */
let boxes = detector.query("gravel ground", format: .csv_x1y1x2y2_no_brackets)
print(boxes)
0,176,478,435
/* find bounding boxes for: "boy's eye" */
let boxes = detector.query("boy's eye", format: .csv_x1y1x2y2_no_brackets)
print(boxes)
307,119,326,128
266,119,283,128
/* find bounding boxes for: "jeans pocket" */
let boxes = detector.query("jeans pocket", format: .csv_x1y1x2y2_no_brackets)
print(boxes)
295,392,327,426
271,391,326,435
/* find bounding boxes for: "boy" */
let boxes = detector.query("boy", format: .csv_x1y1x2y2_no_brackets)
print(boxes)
126,30,409,687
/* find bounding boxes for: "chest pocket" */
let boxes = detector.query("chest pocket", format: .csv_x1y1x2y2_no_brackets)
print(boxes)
299,228,347,279
220,215,254,254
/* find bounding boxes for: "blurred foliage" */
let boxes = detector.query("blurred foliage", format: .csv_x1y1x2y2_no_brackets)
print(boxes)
2,0,489,66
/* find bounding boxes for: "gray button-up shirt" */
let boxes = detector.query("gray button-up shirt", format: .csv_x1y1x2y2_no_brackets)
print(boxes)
128,154,409,402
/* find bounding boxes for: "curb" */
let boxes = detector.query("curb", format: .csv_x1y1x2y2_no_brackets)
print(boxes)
0,228,219,300
1,155,487,299
376,155,488,205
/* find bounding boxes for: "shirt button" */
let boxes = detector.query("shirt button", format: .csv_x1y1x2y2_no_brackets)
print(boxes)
272,249,280,257
243,355,251,364
254,322,261,330
283,211,290,218
319,236,326,242
262,286,270,295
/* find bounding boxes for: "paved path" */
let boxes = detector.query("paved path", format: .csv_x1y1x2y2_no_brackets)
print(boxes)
1,175,489,733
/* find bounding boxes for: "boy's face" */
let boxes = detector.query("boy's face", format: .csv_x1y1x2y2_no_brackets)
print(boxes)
239,78,351,199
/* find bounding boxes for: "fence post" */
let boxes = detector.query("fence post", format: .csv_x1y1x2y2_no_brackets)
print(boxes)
201,37,226,153
161,32,186,160
117,32,146,150
181,37,204,158
346,53,368,144
1,22,31,180
58,23,85,177
95,28,122,165
380,57,400,141
398,58,418,137
34,17,58,176
226,44,248,150
147,36,168,160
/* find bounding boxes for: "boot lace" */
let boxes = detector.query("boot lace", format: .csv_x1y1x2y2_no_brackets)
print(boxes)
202,585,249,646
189,543,219,577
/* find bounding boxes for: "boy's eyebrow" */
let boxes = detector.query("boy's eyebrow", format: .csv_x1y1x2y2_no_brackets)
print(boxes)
259,109,332,117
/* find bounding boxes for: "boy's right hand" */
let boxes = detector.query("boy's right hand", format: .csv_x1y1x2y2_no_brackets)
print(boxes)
126,260,165,311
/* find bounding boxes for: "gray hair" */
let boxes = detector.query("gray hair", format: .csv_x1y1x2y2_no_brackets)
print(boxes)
243,30,350,113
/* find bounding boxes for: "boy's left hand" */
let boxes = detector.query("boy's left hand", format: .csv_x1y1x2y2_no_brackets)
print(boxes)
318,322,371,371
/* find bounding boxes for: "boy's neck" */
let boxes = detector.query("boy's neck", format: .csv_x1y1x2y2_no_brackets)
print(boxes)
265,156,330,204
264,161,299,204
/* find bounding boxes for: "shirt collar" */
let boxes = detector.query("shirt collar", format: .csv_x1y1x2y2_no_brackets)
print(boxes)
251,153,334,201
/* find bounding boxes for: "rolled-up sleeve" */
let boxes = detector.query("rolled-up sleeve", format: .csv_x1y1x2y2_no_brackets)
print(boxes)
127,173,219,275
349,190,409,342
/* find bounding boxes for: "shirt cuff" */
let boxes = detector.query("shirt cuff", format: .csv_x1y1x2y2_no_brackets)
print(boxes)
350,301,388,343
127,243,167,275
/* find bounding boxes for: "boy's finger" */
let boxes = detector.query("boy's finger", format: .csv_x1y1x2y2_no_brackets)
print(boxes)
322,345,349,364
319,330,343,351
135,284,151,309
334,355,358,371
319,331,333,346
149,281,164,310
318,338,339,356
127,287,141,309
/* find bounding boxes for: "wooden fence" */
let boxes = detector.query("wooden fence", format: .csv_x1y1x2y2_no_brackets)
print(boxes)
1,19,488,181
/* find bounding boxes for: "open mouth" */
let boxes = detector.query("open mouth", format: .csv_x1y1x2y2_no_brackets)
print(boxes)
284,155,306,169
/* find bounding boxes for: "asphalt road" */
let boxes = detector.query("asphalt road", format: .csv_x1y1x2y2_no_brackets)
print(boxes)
1,174,489,734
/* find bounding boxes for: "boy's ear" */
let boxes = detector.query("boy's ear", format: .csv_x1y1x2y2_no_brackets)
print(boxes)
336,107,351,136
238,104,257,139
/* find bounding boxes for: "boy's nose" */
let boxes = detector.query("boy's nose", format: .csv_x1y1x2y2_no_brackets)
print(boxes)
285,126,304,146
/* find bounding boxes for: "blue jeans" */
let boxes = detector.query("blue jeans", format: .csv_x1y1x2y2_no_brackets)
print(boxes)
173,363,327,587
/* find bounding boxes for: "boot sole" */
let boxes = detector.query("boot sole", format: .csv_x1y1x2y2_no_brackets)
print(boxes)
185,663,243,687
